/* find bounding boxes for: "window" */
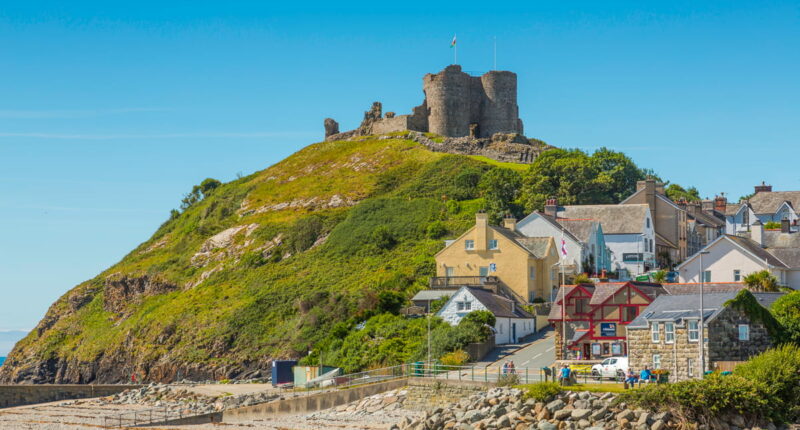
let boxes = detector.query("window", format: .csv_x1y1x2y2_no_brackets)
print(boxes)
734,270,741,282
528,292,536,303
688,320,699,342
738,324,750,341
652,354,661,370
623,307,637,322
488,239,498,250
574,298,589,314
529,267,536,280
702,270,711,282
687,358,695,378
551,269,556,281
647,218,651,228
456,301,472,311
603,344,610,356
665,322,675,344
498,324,503,334
479,266,489,277
651,322,660,343
465,240,475,250
445,266,455,277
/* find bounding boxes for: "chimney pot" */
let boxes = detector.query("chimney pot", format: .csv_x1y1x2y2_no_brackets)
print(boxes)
755,181,773,194
544,198,559,218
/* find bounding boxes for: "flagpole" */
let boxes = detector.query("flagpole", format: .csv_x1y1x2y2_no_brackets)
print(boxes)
560,226,566,361
455,34,458,64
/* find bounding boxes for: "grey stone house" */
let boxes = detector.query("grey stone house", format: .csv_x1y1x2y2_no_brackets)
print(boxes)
626,292,783,381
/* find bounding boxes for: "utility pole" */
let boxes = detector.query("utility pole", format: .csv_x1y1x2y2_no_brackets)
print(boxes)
699,250,709,377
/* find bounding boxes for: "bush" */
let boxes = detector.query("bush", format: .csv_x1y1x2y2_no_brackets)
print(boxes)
771,291,800,344
428,296,449,314
425,221,447,239
461,310,496,329
241,251,266,268
735,344,800,422
376,291,407,315
372,226,396,250
524,382,562,401
440,349,470,366
496,373,521,387
287,215,324,253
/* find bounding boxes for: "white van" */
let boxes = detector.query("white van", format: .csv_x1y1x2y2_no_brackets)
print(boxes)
591,357,628,380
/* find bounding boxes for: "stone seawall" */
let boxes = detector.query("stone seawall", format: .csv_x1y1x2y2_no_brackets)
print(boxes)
0,384,140,409
403,380,488,411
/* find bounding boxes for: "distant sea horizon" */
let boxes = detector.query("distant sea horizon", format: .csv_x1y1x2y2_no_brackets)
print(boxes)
0,357,5,366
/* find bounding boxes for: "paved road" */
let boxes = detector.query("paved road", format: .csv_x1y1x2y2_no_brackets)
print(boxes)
485,329,556,372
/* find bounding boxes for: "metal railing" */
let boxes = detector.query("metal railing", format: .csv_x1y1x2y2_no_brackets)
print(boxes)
429,276,498,288
100,362,624,427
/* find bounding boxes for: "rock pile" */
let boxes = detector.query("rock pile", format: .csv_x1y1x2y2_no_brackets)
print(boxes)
392,388,678,430
333,388,408,416
100,383,280,416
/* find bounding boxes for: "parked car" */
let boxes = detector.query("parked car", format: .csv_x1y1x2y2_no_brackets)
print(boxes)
591,356,628,380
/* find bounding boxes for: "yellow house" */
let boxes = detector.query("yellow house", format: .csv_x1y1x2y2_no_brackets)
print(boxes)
434,213,559,303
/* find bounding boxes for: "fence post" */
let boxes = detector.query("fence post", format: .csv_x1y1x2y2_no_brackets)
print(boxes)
525,368,529,384
484,367,487,382
471,366,474,382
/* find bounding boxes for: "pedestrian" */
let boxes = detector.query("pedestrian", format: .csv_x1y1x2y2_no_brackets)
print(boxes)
508,360,516,374
502,361,509,375
559,364,571,386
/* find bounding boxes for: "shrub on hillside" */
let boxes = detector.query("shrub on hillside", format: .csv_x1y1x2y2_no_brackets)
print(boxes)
425,221,447,239
524,382,562,401
241,251,266,268
371,226,397,250
287,215,324,253
376,291,407,315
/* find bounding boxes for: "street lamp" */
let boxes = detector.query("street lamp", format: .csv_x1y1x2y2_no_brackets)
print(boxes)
699,250,710,377
551,260,566,360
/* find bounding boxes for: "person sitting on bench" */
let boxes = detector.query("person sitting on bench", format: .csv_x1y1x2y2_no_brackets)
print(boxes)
638,367,654,385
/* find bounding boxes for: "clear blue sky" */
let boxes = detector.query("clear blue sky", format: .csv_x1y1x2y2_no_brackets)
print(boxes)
1,1,799,336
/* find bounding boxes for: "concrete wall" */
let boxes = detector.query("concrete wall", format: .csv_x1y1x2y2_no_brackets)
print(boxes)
605,233,655,277
0,384,139,409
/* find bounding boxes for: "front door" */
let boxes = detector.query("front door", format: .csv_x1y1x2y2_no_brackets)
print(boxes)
512,323,517,343
583,343,591,359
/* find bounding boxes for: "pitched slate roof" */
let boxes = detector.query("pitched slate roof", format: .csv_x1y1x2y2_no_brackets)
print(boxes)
748,191,800,215
725,203,742,216
492,226,551,258
558,204,649,235
531,212,582,243
688,209,725,228
766,249,800,268
465,287,534,319
726,235,788,268
557,219,598,243
548,282,664,320
763,230,800,248
627,292,784,329
662,283,746,295
412,289,458,302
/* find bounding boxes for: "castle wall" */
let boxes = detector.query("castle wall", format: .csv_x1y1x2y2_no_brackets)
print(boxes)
423,65,481,138
480,71,522,138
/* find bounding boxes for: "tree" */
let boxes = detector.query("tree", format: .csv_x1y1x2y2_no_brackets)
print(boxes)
376,291,407,315
743,270,780,292
665,184,701,202
771,291,800,344
179,177,222,212
521,148,650,212
651,270,667,283
478,167,522,223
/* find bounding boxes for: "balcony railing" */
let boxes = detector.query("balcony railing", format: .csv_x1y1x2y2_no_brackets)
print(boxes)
429,276,498,288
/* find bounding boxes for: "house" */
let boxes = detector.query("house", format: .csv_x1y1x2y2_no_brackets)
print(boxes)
724,182,800,234
620,179,688,266
437,286,536,344
678,200,725,257
411,289,457,313
626,291,783,381
546,201,655,278
677,220,800,289
434,213,559,303
548,281,666,360
516,210,612,277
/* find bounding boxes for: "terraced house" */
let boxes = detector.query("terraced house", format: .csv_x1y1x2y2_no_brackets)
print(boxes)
724,182,800,234
433,213,559,304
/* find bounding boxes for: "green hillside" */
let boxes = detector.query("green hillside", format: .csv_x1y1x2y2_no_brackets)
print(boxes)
0,135,507,383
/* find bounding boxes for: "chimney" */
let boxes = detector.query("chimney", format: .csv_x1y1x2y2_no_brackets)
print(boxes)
636,180,647,192
686,202,699,215
701,199,714,212
675,199,687,210
754,181,772,194
714,194,727,213
503,215,517,231
475,212,488,250
641,178,656,213
752,219,763,246
781,218,791,233
544,198,558,218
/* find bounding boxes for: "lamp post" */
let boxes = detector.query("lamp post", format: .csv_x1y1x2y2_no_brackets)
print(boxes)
699,250,710,377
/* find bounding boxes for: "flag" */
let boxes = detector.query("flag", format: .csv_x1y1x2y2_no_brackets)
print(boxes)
561,238,568,257
450,35,457,48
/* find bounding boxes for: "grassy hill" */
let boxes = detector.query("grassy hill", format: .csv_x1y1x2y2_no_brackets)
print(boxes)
0,135,508,383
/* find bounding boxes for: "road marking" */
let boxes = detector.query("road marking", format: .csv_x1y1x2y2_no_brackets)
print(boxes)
532,353,543,359
545,346,555,352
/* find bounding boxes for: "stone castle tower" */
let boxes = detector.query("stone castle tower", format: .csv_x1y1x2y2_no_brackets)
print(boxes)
325,65,524,140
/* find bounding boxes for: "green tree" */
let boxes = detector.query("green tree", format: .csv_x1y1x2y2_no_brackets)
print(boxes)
743,270,781,292
376,291,407,315
651,270,667,283
665,184,701,202
478,167,522,223
371,225,396,250
180,178,222,211
772,291,800,344
521,148,649,211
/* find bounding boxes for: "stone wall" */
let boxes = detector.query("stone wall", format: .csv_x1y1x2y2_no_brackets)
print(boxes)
402,380,488,411
627,326,706,382
0,384,139,409
708,307,773,363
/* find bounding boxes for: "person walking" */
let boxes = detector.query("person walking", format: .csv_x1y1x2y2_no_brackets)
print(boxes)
508,361,516,374
559,364,571,386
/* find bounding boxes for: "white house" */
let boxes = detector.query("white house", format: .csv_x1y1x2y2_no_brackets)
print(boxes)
436,286,536,344
677,221,800,289
516,211,612,275
544,203,655,279
724,183,800,234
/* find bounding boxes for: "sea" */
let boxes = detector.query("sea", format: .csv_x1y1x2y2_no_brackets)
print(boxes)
0,357,5,366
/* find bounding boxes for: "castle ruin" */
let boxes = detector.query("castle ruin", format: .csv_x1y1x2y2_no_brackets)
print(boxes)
325,65,524,140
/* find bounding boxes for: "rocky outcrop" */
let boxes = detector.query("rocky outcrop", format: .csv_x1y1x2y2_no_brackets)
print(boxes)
104,275,178,315
324,118,340,137
399,131,551,164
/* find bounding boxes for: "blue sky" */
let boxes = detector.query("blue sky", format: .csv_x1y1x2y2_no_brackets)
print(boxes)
1,1,799,339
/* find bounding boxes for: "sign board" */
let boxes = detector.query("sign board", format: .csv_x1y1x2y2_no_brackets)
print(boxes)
635,275,650,282
600,322,617,337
